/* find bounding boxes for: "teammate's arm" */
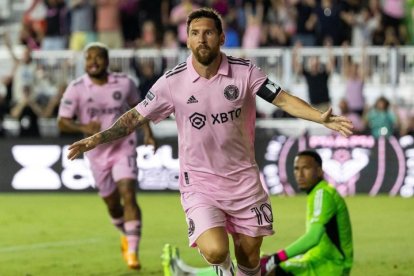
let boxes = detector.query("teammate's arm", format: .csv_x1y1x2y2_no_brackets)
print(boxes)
141,121,157,150
58,117,101,136
67,108,149,160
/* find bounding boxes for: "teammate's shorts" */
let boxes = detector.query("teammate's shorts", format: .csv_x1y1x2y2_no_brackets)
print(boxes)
89,155,138,198
181,190,274,247
280,254,347,276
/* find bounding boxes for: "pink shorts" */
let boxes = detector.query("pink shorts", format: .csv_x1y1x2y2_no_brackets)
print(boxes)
89,155,138,198
181,191,274,247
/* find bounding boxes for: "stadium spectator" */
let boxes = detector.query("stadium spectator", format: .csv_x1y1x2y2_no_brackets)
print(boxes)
263,0,295,47
162,25,180,49
66,8,353,276
262,22,290,47
119,0,140,47
338,0,363,46
3,32,38,108
364,96,399,138
261,150,353,276
170,0,201,47
95,0,124,48
338,98,365,134
359,0,382,46
242,1,264,49
68,0,96,51
19,21,42,50
57,42,156,269
222,18,240,48
314,0,344,46
22,0,47,38
42,0,69,50
342,45,366,116
10,85,42,137
0,76,13,137
131,58,164,99
292,0,317,46
381,0,407,44
351,3,381,47
134,20,162,49
383,25,401,47
292,43,333,112
139,0,171,28
42,82,66,118
402,113,414,136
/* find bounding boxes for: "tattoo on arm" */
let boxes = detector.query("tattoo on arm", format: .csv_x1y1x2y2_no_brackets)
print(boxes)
98,108,147,144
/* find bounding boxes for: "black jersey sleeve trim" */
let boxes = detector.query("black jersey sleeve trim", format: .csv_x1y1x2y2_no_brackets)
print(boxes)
256,78,282,103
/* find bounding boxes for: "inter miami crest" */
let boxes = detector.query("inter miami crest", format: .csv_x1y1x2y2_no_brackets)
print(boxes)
224,85,239,101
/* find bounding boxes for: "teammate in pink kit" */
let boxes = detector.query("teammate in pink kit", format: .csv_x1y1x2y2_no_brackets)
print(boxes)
57,42,155,270
66,9,353,276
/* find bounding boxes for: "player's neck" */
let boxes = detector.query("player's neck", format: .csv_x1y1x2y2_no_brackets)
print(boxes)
89,73,108,85
192,54,222,79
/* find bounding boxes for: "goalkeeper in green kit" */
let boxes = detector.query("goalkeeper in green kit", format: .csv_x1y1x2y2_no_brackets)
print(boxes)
261,150,353,276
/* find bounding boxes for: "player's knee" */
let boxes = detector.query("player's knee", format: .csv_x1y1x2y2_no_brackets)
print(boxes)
234,246,260,267
200,246,229,265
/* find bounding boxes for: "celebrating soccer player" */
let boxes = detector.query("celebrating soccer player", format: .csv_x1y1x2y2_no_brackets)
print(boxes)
66,8,353,276
58,42,156,270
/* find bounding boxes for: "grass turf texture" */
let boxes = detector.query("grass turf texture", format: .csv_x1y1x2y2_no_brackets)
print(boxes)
0,193,412,276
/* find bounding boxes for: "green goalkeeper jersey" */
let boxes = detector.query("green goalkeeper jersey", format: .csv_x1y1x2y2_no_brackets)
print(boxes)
303,180,353,270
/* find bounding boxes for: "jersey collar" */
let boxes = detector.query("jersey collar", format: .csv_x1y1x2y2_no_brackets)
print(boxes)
187,52,230,82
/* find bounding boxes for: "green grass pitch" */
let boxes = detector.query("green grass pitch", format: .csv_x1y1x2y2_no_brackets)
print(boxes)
0,193,413,275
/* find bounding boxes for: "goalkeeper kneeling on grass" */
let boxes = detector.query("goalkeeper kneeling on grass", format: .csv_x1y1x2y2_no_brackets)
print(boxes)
261,150,353,276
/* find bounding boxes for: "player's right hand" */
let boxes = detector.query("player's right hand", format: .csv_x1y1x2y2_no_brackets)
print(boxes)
67,137,97,160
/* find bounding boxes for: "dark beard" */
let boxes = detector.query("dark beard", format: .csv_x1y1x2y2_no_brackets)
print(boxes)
87,70,107,79
194,46,218,66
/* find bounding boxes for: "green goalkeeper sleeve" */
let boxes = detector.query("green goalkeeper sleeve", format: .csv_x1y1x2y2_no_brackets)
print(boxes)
284,223,325,258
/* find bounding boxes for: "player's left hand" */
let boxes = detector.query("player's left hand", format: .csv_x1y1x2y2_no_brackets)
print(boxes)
67,136,98,160
321,107,354,137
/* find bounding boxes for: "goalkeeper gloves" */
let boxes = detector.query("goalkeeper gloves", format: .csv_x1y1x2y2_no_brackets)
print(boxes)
265,250,288,272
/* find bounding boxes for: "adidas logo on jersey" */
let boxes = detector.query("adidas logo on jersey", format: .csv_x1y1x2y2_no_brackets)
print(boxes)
187,95,198,104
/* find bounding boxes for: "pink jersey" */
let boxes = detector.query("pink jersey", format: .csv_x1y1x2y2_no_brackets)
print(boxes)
59,73,140,168
136,53,277,200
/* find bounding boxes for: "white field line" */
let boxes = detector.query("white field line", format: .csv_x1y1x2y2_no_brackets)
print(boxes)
0,238,102,253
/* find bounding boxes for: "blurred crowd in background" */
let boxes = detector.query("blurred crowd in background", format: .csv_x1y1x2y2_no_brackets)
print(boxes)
0,0,414,139
11,0,414,51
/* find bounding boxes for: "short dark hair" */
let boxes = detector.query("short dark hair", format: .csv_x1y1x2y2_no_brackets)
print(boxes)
186,8,223,35
296,150,322,167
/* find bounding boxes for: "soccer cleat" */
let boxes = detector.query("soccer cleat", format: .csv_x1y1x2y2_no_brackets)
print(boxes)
120,235,128,261
126,252,141,270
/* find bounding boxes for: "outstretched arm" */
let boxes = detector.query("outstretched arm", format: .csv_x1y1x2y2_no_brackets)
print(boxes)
273,90,353,137
67,108,149,160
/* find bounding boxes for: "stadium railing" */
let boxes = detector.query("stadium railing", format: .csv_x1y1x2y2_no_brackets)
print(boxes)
1,46,414,137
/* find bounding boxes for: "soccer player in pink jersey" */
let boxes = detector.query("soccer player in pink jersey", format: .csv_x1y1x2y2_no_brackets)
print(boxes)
66,9,353,276
57,42,156,270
